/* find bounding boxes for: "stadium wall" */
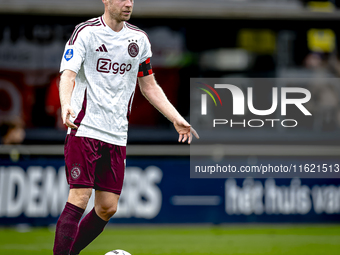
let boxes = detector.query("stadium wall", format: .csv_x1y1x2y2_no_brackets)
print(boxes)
0,145,339,226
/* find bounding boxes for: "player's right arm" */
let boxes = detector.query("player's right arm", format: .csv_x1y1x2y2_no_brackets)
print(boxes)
59,21,87,129
59,70,78,129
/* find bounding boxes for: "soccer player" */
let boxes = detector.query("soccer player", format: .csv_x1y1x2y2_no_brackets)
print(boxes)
53,0,199,254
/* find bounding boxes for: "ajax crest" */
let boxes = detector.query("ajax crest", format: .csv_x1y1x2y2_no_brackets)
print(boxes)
128,41,139,58
71,166,81,179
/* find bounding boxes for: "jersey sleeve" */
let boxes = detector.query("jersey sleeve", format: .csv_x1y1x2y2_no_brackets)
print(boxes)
139,33,152,64
59,29,86,74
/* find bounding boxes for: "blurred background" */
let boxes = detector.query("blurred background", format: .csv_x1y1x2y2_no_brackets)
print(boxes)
2,0,340,144
0,0,340,254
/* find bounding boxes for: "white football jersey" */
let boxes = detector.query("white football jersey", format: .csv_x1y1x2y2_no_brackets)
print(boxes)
60,16,152,146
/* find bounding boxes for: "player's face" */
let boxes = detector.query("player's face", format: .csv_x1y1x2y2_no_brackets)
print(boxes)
107,0,134,22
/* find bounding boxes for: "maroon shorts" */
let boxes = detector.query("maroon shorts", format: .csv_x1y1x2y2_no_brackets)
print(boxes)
64,134,126,195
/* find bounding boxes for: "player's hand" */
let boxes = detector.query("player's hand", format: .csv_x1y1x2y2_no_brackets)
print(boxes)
61,104,78,129
173,118,199,144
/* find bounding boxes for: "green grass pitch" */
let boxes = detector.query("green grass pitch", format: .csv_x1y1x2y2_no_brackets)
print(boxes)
0,224,339,255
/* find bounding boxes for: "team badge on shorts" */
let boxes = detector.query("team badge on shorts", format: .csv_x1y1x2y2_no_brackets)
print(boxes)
71,165,81,179
128,40,139,58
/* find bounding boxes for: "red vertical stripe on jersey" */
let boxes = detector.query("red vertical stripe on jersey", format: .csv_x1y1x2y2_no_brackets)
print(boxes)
71,88,87,135
126,91,135,121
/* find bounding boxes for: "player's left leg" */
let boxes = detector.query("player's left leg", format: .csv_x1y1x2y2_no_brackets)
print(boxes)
69,191,119,255
94,190,120,220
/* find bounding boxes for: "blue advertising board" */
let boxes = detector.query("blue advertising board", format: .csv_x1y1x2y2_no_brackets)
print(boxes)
0,156,340,225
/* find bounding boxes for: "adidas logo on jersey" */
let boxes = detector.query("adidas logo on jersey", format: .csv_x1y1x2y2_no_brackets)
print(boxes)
96,44,108,52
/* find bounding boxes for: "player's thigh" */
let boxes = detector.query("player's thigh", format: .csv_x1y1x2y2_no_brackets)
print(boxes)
94,190,120,218
68,187,93,209
94,144,126,195
64,135,101,188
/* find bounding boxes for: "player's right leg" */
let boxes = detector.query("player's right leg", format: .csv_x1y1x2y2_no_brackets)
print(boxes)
67,188,93,209
69,191,120,255
53,188,92,255
53,135,100,255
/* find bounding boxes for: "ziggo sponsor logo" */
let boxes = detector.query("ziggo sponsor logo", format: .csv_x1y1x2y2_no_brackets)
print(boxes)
96,58,132,74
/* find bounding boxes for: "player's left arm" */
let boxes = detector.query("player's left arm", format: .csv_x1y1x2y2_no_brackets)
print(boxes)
138,74,199,144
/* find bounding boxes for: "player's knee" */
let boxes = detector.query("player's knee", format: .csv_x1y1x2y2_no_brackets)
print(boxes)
96,204,117,220
106,206,117,218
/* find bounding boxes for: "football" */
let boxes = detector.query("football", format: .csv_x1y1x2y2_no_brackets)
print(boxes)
105,249,131,255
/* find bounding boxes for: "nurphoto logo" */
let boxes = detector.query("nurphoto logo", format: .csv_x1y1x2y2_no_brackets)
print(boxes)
198,82,223,115
198,83,312,128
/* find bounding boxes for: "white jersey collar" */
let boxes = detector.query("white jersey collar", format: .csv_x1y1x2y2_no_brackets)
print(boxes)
100,15,126,36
